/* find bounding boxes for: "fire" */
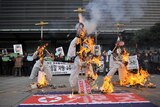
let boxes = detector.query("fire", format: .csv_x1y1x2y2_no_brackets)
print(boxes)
121,69,149,86
83,37,95,53
120,49,150,86
86,70,98,82
100,76,114,94
92,56,101,66
37,43,49,88
37,71,48,88
121,48,129,62
38,43,48,67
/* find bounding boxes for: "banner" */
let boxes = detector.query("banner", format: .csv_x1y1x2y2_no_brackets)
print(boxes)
78,79,91,94
46,61,104,75
127,55,139,70
46,61,73,75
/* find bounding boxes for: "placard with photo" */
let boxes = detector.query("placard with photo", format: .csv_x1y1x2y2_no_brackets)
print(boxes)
55,47,64,57
13,44,23,55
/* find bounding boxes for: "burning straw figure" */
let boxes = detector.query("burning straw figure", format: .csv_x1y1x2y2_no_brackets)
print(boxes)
101,35,154,89
100,36,126,93
107,37,128,83
29,43,53,88
68,23,103,93
68,23,87,90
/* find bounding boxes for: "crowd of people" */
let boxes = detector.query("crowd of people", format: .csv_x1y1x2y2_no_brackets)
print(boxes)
0,48,159,77
137,50,160,74
101,49,160,75
0,52,34,76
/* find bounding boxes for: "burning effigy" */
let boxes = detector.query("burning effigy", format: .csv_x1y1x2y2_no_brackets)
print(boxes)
29,43,53,89
68,8,114,94
119,50,155,88
68,23,101,93
100,32,156,94
68,7,156,95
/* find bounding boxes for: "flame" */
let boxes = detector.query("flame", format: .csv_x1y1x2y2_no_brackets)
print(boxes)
83,37,95,53
37,43,49,88
121,48,129,62
100,76,114,94
37,71,48,88
38,43,48,67
121,69,149,86
87,70,98,81
120,49,150,86
78,36,95,59
92,56,101,66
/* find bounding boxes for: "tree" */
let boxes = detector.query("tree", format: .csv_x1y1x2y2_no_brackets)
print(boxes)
132,22,160,47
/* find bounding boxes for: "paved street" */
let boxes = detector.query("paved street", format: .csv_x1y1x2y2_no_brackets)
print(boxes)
0,75,159,107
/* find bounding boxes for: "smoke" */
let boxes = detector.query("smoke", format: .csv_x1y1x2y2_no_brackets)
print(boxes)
81,0,147,34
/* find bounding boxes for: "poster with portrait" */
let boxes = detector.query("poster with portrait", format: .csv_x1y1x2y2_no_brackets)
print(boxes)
127,55,139,70
93,45,101,56
13,44,23,55
2,49,8,55
55,47,64,57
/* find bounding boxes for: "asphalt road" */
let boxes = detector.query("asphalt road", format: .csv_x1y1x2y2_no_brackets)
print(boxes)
0,75,159,107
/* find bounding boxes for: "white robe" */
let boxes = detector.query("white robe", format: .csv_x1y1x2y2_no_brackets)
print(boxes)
29,51,52,82
69,56,82,88
67,37,79,58
107,54,127,81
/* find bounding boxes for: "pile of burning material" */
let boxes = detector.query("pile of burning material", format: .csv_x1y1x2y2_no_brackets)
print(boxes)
100,76,114,94
120,69,149,87
120,49,156,88
30,72,49,89
37,71,48,88
126,70,156,88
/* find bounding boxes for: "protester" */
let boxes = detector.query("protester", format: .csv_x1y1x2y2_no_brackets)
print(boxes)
14,53,23,76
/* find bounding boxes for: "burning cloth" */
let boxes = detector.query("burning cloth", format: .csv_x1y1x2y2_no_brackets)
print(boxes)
29,50,52,82
107,54,128,82
67,37,80,59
